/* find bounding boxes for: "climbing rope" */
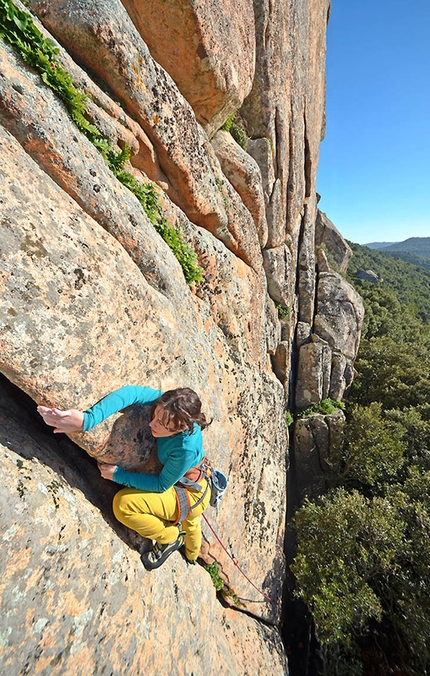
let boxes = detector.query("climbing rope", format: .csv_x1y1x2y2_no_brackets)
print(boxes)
202,513,281,608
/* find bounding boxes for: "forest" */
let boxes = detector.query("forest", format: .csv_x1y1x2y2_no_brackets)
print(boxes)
291,242,430,675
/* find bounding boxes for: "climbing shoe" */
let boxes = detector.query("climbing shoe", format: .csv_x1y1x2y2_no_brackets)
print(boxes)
141,532,185,570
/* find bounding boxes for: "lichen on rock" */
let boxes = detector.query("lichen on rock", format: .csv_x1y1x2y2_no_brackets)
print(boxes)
0,0,365,672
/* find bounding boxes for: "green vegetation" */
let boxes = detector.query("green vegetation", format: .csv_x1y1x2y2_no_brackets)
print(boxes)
275,301,290,320
202,561,246,607
297,398,345,419
0,0,203,284
112,168,203,283
221,114,248,150
285,411,294,427
203,561,225,591
291,243,430,674
347,240,430,320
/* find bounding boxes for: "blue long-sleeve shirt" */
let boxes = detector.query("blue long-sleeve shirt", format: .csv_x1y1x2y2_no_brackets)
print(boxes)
83,385,204,492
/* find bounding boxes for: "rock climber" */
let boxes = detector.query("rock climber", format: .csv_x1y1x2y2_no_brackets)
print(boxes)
37,385,212,570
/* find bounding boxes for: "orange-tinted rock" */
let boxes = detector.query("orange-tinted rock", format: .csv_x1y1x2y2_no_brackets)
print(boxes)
0,385,288,674
212,130,268,248
156,194,271,363
0,0,368,668
0,123,285,625
0,42,186,308
120,0,256,137
240,0,331,407
29,0,228,231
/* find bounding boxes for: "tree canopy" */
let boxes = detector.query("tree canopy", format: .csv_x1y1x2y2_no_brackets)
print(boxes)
291,243,430,675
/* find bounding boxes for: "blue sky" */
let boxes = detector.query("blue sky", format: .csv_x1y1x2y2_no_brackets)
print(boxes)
316,0,430,245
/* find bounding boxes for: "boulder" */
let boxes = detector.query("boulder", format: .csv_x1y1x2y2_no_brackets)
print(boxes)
356,269,379,285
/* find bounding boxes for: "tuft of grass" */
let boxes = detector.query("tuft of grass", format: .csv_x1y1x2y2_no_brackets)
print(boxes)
203,562,225,591
202,561,246,608
221,114,247,150
297,398,345,419
113,170,203,284
0,0,203,284
285,411,294,426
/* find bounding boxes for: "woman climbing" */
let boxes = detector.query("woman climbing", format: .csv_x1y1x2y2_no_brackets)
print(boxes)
37,385,212,570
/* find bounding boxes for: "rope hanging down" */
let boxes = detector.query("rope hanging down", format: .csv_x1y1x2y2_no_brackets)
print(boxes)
202,513,280,607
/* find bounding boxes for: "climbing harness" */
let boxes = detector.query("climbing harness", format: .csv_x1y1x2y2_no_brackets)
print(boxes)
173,457,228,525
202,513,281,608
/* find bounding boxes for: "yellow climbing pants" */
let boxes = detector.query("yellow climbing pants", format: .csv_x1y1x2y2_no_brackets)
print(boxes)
112,479,211,561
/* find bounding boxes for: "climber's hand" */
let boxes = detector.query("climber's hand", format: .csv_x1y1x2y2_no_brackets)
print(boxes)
37,406,84,433
97,462,117,480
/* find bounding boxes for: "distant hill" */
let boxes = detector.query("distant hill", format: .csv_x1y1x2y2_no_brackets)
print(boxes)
364,241,398,249
363,237,430,272
347,240,430,320
381,237,430,255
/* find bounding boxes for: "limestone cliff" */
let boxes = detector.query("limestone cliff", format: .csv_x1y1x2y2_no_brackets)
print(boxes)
0,0,363,673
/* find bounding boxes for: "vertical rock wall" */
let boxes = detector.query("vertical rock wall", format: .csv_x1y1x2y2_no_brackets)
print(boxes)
0,0,363,673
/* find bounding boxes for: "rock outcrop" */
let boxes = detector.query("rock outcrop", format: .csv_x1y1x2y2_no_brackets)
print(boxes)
315,209,352,272
0,0,365,672
119,0,256,137
356,269,379,284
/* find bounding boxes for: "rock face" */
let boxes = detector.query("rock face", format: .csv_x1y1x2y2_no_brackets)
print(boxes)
0,382,288,675
212,130,268,248
0,0,364,673
119,0,256,137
